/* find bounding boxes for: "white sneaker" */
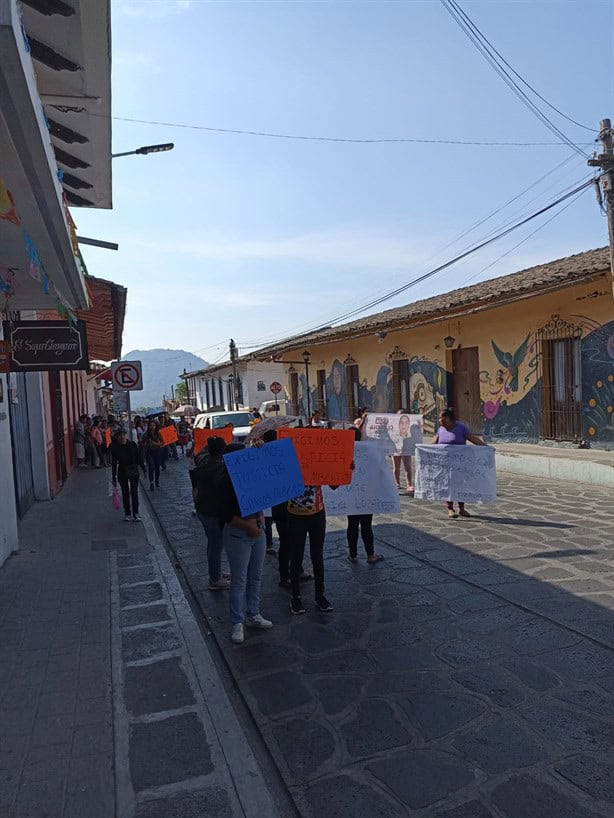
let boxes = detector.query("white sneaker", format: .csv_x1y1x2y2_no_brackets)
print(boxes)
133,514,141,522
245,613,273,629
124,515,132,522
231,623,244,644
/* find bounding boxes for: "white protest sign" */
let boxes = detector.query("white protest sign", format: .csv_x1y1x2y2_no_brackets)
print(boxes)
414,444,496,503
323,442,401,516
362,412,423,456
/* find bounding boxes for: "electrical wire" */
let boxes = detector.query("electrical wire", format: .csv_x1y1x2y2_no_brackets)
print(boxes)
256,177,595,345
85,111,595,148
440,0,589,158
444,1,594,133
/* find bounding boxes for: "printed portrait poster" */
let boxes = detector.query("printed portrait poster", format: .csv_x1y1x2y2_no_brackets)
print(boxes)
362,413,423,456
414,444,496,503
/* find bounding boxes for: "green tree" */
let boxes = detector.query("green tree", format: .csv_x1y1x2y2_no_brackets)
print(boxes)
175,381,188,403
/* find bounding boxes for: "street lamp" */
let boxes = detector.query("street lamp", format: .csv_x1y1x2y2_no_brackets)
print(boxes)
302,350,311,417
111,143,174,158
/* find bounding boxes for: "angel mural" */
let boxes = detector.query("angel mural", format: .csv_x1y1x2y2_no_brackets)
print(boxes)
491,335,530,392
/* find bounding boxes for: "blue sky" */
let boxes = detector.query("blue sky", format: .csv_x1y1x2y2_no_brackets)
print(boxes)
75,0,612,362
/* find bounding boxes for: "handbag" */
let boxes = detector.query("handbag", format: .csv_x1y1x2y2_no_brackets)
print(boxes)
111,484,121,511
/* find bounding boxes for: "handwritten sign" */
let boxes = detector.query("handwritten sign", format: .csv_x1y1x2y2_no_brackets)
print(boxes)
193,426,233,454
323,442,401,516
278,427,355,486
414,444,496,503
223,438,305,516
159,425,178,446
362,413,423,456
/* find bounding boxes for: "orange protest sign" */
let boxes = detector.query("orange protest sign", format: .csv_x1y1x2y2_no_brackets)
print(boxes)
193,426,233,454
104,428,111,447
159,425,178,446
278,427,355,486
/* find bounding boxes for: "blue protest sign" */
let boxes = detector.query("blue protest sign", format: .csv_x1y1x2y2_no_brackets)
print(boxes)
223,438,305,517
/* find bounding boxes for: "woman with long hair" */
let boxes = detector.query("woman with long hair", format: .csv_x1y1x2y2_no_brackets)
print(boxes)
142,420,165,491
434,407,486,518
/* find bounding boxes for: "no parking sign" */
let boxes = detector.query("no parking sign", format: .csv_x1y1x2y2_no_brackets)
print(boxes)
111,360,143,391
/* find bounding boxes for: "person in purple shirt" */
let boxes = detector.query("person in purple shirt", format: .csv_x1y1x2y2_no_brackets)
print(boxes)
433,407,486,518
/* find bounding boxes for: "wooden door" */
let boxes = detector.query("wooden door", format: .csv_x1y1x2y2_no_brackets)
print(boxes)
392,359,410,411
346,364,360,420
452,347,482,432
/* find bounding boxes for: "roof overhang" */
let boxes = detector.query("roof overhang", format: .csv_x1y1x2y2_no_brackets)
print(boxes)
0,0,88,309
20,0,112,208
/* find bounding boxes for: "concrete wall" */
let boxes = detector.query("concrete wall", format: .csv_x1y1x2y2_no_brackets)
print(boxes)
193,362,285,412
278,277,614,446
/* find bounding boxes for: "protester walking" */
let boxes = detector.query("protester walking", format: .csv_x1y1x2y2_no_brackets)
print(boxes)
111,428,145,521
288,485,334,615
434,407,486,518
90,418,103,468
142,420,165,491
217,443,272,644
191,437,230,591
347,428,384,563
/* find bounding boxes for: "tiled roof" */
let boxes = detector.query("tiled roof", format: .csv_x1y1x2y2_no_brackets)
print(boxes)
255,247,610,357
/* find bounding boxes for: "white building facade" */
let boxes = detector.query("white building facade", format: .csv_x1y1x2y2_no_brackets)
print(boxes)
184,359,286,413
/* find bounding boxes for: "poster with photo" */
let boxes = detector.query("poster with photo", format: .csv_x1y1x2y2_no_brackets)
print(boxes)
362,412,423,456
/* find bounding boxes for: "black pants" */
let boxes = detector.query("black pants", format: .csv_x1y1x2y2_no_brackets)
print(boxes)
147,450,161,484
272,503,290,581
347,514,374,558
265,516,274,548
289,509,326,599
118,473,139,516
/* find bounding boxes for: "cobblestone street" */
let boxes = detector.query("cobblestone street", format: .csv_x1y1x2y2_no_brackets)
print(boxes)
150,458,614,817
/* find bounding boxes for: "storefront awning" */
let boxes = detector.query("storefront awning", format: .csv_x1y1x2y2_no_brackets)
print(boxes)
0,0,89,310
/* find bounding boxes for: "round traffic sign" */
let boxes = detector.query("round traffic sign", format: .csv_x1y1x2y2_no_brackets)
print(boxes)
114,362,140,390
270,381,282,395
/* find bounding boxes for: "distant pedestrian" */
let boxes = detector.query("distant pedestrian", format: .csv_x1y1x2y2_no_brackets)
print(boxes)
74,415,86,466
434,407,486,518
309,410,325,428
142,420,164,491
191,437,230,591
111,428,144,521
90,419,103,468
217,443,272,645
347,428,384,564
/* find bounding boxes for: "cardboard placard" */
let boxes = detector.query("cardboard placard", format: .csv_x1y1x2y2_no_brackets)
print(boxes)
223,438,305,517
278,427,355,486
414,444,496,503
159,425,178,446
362,412,424,456
193,426,233,454
323,442,401,516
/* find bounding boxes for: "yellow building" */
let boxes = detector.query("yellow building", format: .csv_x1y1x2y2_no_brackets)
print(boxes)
256,248,614,449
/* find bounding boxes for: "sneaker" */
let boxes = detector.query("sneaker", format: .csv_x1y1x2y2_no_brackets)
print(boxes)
290,597,306,615
155,481,160,488
459,509,471,518
132,514,141,522
124,514,132,522
316,596,334,612
266,547,277,555
209,578,230,591
231,623,244,644
448,509,459,519
245,613,273,629
149,482,154,492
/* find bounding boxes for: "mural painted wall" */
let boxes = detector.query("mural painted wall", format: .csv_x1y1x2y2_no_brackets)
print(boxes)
282,278,613,448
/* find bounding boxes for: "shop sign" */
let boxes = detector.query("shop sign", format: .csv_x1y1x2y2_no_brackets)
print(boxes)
2,320,89,372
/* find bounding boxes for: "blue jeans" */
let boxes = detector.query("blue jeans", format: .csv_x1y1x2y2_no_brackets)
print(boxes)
196,513,224,583
223,524,266,625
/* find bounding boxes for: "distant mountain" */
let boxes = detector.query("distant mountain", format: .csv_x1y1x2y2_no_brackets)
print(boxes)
121,349,208,410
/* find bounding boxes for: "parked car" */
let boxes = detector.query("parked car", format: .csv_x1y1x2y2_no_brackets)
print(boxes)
193,410,255,443
258,399,291,417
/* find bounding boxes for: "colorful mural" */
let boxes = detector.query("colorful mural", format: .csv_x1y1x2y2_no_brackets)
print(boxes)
581,319,614,444
407,357,447,434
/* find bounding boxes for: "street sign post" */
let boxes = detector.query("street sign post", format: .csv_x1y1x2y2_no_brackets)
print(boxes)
111,361,143,391
269,381,282,415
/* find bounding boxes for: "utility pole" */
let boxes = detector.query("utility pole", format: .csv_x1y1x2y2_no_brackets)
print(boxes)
588,118,614,297
229,339,238,410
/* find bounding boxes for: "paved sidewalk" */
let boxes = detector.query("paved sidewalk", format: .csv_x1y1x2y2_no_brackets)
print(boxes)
150,455,614,817
0,468,281,818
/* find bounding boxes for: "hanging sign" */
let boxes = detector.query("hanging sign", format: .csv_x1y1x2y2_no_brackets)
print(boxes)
2,320,89,372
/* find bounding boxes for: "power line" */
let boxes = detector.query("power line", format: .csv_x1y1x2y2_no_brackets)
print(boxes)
86,111,595,148
259,177,595,344
444,1,594,133
440,0,589,158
